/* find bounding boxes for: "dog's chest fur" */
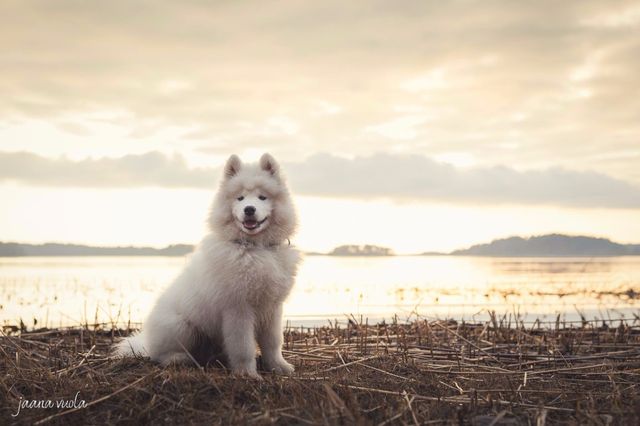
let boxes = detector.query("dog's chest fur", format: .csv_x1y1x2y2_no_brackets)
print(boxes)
217,244,300,308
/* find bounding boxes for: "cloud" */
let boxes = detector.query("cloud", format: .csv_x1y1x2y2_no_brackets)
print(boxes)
0,151,213,188
2,151,639,208
1,1,640,183
288,153,640,208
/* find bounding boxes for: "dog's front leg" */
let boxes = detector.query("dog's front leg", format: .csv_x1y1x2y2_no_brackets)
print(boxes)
257,304,294,375
222,308,261,379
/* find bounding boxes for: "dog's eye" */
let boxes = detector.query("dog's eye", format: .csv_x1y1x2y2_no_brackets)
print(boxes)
237,196,244,201
258,195,267,201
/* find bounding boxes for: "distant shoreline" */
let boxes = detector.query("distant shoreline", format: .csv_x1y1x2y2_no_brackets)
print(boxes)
2,253,639,258
1,234,639,257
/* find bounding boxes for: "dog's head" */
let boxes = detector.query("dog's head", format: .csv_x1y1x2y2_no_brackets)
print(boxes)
209,153,297,243
226,154,275,236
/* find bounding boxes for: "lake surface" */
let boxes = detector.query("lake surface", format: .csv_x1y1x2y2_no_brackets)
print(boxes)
1,255,639,328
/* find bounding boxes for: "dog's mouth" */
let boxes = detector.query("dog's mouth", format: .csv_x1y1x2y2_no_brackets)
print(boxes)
242,216,268,231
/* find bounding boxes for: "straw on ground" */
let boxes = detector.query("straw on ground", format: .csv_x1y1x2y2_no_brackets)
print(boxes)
1,313,639,425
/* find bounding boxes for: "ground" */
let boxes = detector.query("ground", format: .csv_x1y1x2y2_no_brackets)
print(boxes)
2,314,640,425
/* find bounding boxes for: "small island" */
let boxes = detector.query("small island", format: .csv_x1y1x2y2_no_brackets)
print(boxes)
328,244,394,256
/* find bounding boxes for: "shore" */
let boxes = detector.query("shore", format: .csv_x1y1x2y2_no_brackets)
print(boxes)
2,315,639,425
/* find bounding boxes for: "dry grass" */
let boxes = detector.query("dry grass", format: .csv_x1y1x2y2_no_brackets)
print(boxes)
2,313,640,425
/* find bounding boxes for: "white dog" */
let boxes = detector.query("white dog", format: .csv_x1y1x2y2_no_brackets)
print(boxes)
115,153,301,379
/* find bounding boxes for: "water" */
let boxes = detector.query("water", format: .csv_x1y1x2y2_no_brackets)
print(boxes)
1,255,639,328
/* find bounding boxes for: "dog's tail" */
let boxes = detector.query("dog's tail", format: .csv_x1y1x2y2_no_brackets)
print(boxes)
114,332,148,357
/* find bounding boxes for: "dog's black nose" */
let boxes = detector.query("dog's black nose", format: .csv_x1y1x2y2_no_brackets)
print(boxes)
244,206,256,216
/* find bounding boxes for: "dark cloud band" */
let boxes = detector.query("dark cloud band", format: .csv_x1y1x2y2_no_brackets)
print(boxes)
1,151,639,208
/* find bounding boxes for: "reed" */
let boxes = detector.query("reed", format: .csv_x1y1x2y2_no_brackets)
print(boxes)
2,313,639,425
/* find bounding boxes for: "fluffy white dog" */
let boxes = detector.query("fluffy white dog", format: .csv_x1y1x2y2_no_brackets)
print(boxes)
115,153,301,379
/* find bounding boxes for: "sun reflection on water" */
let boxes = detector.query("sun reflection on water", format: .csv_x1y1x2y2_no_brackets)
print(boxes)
1,255,639,328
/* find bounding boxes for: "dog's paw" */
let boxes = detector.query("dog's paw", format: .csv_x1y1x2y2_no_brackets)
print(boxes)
158,352,191,367
232,367,263,381
266,359,295,375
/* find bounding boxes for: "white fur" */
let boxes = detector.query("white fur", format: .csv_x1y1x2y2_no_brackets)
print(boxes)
114,153,301,379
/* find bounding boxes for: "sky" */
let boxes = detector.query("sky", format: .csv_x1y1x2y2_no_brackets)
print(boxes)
1,0,639,254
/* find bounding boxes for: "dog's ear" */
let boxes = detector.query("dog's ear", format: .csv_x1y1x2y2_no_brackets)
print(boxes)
259,153,279,176
224,155,242,178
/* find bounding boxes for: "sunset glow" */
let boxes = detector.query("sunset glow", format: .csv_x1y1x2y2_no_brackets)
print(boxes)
1,1,639,251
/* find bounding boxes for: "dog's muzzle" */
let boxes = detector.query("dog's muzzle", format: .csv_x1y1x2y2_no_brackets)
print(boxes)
242,216,268,230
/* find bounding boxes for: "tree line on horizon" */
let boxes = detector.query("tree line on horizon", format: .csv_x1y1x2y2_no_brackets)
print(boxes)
0,234,639,257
